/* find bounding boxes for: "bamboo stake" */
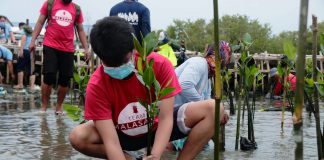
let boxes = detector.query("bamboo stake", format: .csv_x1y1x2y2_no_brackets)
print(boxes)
293,0,309,159
213,0,221,159
311,15,323,159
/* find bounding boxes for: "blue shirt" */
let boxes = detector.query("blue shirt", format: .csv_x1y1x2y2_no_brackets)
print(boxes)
109,0,151,42
0,45,13,61
20,30,32,50
174,57,211,107
0,22,12,42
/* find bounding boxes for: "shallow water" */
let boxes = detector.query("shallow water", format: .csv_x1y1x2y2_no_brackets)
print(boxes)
0,88,323,160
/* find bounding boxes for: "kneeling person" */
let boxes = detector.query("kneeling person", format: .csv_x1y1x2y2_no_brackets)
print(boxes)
69,17,222,160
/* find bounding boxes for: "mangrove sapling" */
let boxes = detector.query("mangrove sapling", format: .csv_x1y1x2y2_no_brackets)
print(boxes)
293,0,309,159
63,65,90,122
222,69,235,115
133,32,175,156
312,16,324,159
235,79,242,150
235,34,261,150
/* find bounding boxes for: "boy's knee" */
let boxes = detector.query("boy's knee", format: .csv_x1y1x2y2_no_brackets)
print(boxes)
205,99,215,115
69,126,88,151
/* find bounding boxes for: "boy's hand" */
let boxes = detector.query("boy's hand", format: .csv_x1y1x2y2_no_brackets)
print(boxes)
221,112,229,125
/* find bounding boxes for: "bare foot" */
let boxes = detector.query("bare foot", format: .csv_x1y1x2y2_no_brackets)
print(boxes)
13,85,24,89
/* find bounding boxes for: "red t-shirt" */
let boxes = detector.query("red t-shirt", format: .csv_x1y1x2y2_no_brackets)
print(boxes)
84,53,182,137
40,0,83,52
274,73,296,95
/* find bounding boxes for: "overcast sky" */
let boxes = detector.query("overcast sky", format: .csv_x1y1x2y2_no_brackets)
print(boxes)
0,0,323,35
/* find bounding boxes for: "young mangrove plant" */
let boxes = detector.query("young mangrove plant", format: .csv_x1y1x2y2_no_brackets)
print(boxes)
133,32,175,156
213,0,222,159
235,33,261,151
63,65,90,122
278,41,296,131
293,0,309,159
311,15,324,159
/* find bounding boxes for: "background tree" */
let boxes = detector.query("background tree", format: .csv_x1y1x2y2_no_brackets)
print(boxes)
165,14,324,55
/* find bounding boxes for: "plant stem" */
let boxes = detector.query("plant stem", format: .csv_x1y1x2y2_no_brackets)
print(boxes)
235,88,242,150
311,15,323,159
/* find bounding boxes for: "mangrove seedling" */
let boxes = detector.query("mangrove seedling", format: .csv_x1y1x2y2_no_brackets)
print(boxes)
133,32,175,156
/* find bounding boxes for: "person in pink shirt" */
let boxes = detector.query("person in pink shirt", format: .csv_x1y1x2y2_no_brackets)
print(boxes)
69,17,227,160
29,0,90,115
267,67,296,97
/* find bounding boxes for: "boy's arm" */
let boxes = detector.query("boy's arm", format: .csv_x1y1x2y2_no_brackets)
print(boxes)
94,119,126,160
151,96,174,159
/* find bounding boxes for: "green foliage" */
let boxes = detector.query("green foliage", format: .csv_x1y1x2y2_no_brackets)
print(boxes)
73,65,90,95
320,33,324,55
315,82,324,97
64,65,90,122
165,15,324,55
63,104,82,121
283,41,297,62
133,32,175,155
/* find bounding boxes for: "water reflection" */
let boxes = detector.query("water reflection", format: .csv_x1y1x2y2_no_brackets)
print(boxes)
0,89,323,159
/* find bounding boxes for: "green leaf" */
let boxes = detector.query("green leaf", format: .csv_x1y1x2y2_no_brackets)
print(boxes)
63,104,82,121
143,67,155,86
138,99,149,109
283,40,296,61
144,32,158,56
242,33,252,45
153,80,161,95
73,72,81,85
315,82,324,97
240,51,247,62
159,87,175,99
137,57,144,75
133,34,144,58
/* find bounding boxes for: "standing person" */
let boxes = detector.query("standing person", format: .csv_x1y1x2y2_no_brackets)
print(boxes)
0,45,15,84
29,0,90,115
157,31,177,67
109,0,151,42
0,15,16,44
13,25,33,89
69,17,227,160
176,40,188,66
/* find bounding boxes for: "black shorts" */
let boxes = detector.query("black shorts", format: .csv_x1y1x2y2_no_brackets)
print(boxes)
16,49,31,74
42,45,74,77
118,106,188,151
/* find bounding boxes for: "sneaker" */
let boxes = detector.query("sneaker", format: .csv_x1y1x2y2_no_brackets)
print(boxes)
55,111,65,116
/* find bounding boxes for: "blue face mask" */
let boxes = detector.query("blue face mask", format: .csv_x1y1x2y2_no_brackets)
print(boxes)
103,61,135,80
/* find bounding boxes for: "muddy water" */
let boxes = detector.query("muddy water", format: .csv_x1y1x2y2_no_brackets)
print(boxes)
0,88,322,160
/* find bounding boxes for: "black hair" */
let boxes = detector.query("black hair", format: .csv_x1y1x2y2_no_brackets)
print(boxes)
90,16,134,67
18,22,26,28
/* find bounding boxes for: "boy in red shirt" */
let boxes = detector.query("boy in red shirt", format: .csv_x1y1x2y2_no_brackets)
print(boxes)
69,17,228,160
29,0,90,114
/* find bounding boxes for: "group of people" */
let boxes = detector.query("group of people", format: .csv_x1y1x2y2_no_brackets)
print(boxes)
0,16,39,92
2,0,230,159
